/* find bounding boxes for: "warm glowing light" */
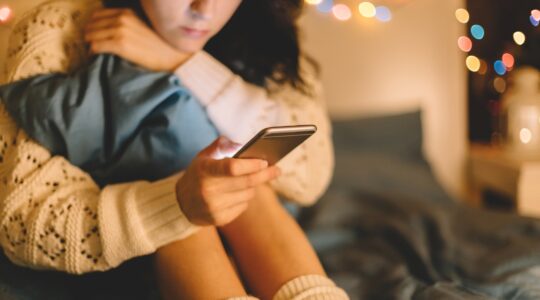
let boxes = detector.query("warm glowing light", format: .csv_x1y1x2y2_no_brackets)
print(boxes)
455,8,470,24
466,55,481,72
520,128,533,144
478,59,488,75
0,6,12,23
470,24,485,40
332,4,352,21
493,77,506,94
457,36,472,52
513,31,526,45
305,0,323,5
358,2,376,18
375,6,392,22
502,53,515,69
494,60,506,76
532,9,540,21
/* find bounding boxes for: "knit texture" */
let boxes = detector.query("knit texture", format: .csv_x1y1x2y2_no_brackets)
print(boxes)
0,0,334,273
0,0,198,274
272,275,349,300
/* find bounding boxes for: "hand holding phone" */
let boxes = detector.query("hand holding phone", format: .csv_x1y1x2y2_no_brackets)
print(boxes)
233,125,317,165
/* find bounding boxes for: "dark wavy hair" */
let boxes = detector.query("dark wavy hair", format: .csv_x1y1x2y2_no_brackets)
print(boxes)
105,0,316,93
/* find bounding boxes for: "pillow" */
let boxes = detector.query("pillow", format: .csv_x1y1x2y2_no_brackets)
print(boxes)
327,110,453,204
331,110,424,161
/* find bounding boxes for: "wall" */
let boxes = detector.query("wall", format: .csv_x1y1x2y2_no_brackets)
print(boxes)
299,0,468,198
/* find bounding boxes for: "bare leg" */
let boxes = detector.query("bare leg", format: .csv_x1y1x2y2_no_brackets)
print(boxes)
219,185,325,300
153,226,247,300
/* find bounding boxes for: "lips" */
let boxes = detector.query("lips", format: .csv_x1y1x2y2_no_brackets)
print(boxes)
181,26,210,38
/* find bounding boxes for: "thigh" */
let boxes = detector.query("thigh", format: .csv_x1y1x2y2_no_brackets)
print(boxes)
219,185,325,300
153,226,247,300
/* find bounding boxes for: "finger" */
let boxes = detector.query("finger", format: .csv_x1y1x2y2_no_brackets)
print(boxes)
213,201,249,226
208,188,255,212
85,17,120,33
88,39,124,56
205,158,269,177
90,8,132,20
84,28,119,43
212,166,281,192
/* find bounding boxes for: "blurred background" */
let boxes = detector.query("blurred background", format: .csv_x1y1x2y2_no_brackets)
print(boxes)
1,0,540,299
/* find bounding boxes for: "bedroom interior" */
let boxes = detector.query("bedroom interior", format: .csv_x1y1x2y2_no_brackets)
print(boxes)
0,0,540,299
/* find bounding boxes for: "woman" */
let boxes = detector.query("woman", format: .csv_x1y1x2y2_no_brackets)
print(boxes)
0,0,345,299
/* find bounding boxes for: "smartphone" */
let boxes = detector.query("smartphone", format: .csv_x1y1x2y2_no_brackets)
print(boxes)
233,125,317,165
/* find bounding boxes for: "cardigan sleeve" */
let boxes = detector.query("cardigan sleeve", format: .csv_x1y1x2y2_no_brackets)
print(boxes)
0,0,199,274
175,52,334,205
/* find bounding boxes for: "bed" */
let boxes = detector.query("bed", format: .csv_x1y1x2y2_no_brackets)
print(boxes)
300,111,540,299
1,111,540,299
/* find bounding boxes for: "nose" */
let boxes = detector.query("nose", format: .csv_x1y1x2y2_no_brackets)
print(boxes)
190,0,214,20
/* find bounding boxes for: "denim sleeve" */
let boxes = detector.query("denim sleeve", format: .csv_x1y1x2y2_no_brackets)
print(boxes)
0,54,219,186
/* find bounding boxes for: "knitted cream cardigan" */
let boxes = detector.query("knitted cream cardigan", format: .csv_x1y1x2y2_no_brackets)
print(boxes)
0,0,334,274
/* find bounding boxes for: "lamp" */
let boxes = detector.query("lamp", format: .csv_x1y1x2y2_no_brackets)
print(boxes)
501,67,540,158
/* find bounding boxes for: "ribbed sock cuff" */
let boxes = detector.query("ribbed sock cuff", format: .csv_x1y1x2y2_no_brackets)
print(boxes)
225,296,259,300
272,274,349,300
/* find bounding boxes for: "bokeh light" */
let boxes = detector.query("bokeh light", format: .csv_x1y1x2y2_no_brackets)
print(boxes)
493,77,507,94
457,36,472,52
466,55,481,72
317,0,334,13
530,15,540,27
513,31,526,45
305,0,323,5
520,128,532,144
375,6,392,22
470,24,485,40
494,60,506,76
478,59,488,75
358,2,376,18
455,8,470,24
532,9,540,21
0,6,12,23
332,4,352,21
502,53,515,69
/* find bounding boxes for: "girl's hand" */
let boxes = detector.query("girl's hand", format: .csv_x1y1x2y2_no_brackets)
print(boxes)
176,137,282,226
84,8,189,72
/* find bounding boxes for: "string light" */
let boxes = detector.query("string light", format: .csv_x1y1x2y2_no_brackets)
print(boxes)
332,4,352,21
470,24,485,40
0,5,13,24
455,8,470,24
305,0,323,4
358,2,376,18
502,53,515,70
466,55,481,72
375,6,392,22
457,36,472,52
316,0,334,13
513,31,526,45
493,77,506,94
532,9,540,21
493,60,506,76
530,15,539,27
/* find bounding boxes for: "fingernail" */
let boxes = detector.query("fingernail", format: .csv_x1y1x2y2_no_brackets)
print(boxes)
260,160,268,169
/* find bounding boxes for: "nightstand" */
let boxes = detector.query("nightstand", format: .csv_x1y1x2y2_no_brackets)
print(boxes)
468,144,540,217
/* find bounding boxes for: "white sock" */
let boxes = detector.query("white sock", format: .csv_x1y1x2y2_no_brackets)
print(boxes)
272,274,349,300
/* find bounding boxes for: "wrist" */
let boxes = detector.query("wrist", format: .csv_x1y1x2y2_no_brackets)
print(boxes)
166,50,191,72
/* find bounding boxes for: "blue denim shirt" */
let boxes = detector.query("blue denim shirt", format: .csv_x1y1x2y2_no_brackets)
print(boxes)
0,55,219,186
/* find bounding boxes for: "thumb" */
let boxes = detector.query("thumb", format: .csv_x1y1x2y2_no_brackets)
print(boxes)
200,136,242,159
